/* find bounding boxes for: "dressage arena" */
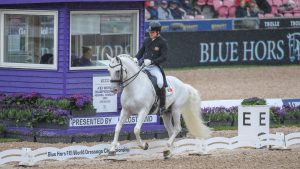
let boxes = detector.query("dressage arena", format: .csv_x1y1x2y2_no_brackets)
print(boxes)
1,66,300,169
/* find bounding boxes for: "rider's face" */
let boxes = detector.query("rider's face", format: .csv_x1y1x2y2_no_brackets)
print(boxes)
149,31,158,39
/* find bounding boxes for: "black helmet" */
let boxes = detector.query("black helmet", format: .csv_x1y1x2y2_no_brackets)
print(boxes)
147,21,161,32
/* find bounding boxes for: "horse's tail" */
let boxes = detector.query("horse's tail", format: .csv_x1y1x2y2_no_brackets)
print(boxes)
181,84,211,139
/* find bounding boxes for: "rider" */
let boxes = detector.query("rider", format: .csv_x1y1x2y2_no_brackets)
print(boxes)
134,21,168,115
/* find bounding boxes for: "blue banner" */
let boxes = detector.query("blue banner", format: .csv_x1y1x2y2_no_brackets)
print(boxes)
282,99,300,107
145,19,233,32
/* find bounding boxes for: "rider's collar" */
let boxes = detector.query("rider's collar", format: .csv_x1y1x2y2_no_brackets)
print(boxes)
151,35,160,41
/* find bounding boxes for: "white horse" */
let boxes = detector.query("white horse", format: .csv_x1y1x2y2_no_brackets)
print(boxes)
106,54,211,157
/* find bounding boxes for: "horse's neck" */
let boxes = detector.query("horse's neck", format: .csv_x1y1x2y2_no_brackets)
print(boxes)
123,62,149,93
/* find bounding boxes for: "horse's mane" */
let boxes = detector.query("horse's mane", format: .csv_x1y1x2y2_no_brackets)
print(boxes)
116,54,132,59
117,54,139,72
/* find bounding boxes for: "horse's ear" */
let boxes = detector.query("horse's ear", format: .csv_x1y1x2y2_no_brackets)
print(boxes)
106,54,113,60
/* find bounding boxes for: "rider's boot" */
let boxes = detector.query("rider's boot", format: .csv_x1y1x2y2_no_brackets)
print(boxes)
159,87,166,115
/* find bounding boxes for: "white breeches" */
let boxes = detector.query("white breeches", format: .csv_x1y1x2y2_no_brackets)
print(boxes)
144,65,164,89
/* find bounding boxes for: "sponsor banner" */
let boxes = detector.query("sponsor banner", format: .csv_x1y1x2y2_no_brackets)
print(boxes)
93,74,117,113
163,29,300,67
46,144,129,159
145,20,233,32
259,18,300,29
282,98,300,107
69,115,157,127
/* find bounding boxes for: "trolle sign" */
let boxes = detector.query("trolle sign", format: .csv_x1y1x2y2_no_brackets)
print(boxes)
93,74,117,113
238,105,270,145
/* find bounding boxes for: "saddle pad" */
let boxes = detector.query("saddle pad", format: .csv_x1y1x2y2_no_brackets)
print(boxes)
165,80,174,96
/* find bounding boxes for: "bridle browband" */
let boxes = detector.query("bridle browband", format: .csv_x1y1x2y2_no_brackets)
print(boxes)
109,56,145,88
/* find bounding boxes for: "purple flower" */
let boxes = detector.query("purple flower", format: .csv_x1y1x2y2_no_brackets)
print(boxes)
54,109,70,117
70,94,92,110
201,106,238,114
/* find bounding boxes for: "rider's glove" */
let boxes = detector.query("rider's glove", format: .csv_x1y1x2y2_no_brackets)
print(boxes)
133,58,138,64
144,59,152,66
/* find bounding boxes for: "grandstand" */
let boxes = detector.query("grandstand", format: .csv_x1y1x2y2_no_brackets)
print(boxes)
145,0,300,19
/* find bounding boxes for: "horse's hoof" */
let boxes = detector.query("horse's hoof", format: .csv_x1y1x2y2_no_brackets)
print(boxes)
163,150,170,158
108,151,116,156
143,142,149,150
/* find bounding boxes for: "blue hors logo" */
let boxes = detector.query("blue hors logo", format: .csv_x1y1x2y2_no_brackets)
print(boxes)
287,32,300,62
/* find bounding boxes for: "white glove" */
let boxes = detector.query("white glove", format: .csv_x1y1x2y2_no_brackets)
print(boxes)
133,58,138,64
144,59,152,66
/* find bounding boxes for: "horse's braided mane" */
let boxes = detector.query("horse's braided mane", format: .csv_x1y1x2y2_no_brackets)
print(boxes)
117,54,133,60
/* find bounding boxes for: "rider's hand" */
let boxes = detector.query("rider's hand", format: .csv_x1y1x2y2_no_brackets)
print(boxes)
133,58,138,64
144,59,152,66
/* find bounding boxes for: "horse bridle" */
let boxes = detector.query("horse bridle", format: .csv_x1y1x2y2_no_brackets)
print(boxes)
109,56,145,88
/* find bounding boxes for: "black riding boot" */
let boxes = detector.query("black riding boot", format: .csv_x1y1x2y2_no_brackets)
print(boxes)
159,87,166,115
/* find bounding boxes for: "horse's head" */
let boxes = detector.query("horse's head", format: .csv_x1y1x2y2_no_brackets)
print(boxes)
107,54,129,94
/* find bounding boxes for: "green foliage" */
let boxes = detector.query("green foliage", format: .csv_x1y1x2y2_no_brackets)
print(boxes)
241,97,267,106
0,138,21,142
0,124,6,135
57,99,71,110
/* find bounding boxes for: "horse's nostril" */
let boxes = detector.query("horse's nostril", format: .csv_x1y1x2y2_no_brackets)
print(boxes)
111,88,118,93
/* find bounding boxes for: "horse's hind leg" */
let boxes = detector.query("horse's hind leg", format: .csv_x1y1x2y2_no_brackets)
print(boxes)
161,112,173,137
167,107,182,148
134,109,149,150
109,109,130,155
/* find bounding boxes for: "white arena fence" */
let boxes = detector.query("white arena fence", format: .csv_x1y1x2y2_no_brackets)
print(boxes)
0,132,300,166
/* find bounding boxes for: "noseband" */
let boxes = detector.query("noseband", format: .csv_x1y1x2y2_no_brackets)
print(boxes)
109,57,145,88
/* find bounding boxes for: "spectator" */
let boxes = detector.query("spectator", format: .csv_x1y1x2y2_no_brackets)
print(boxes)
235,0,259,17
40,53,53,64
181,0,197,16
77,46,93,66
278,0,296,13
169,0,186,19
146,0,158,20
145,8,151,20
158,0,174,20
255,0,271,14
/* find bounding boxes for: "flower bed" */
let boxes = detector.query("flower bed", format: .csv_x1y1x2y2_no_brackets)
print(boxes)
201,97,300,126
0,92,95,129
201,106,238,127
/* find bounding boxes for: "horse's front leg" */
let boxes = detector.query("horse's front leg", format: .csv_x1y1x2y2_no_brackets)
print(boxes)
109,109,130,155
134,108,149,150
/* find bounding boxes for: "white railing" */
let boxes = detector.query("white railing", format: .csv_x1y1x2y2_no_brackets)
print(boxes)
1,132,300,166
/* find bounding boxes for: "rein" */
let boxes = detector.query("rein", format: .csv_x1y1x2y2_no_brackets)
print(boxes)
109,57,145,88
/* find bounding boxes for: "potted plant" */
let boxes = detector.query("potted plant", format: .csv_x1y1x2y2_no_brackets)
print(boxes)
32,108,70,129
69,94,96,117
241,97,267,106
